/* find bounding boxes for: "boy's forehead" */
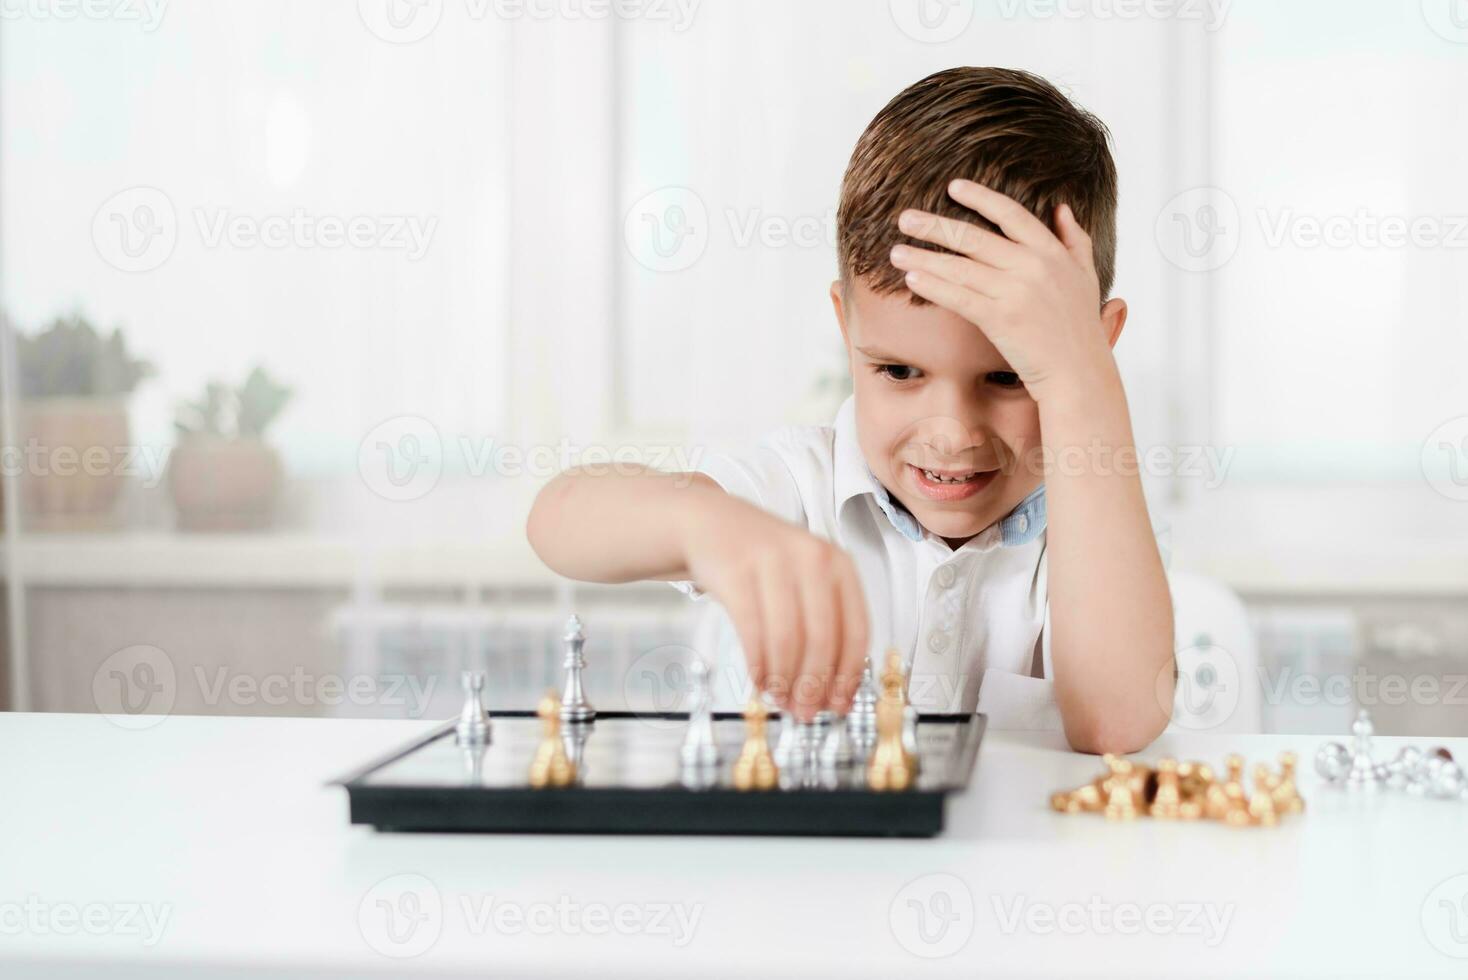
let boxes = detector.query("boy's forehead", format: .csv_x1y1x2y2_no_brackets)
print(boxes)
847,279,1005,367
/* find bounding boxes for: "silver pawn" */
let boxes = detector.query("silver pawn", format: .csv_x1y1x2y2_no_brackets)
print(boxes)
680,661,721,773
773,713,803,771
849,658,878,740
819,714,854,772
1315,741,1350,783
1345,708,1385,789
455,670,492,746
559,614,596,724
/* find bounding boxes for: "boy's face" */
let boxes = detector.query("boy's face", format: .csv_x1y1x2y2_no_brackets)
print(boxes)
831,278,1043,548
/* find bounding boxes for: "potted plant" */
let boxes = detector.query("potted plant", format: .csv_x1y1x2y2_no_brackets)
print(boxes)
167,367,292,531
14,314,153,530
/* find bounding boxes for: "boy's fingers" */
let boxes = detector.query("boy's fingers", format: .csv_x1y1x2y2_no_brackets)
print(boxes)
790,573,840,722
890,244,1001,298
946,178,1058,251
832,557,870,714
1054,203,1095,270
897,209,1019,268
902,269,997,332
756,561,802,707
720,575,766,691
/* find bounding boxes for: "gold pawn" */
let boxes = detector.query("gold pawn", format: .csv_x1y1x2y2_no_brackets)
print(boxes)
1248,763,1280,826
1150,758,1182,819
1271,752,1305,815
1101,754,1143,820
732,698,778,791
1220,754,1252,827
528,691,576,788
867,649,916,792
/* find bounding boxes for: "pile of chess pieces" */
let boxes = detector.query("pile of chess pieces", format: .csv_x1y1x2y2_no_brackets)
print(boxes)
451,614,924,793
1051,752,1305,827
1315,707,1468,800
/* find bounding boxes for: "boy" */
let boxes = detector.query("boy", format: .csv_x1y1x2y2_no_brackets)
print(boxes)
528,67,1174,754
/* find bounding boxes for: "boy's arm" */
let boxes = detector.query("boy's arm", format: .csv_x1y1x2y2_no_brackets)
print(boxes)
890,179,1174,754
526,464,871,720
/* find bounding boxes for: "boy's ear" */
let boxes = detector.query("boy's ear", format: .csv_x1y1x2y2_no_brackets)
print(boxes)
829,280,851,345
1100,297,1128,348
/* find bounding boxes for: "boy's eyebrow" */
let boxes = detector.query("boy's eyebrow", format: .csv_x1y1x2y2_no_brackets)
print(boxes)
854,345,908,361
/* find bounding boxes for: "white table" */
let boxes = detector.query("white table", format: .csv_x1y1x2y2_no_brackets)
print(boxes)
3,712,1466,978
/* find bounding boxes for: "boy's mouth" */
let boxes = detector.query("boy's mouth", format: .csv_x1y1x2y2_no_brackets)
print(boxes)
906,463,997,501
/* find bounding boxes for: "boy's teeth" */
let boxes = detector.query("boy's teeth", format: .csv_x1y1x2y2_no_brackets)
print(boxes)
922,468,977,484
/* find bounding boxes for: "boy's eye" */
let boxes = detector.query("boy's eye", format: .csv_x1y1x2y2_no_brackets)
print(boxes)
987,370,1023,389
876,364,919,383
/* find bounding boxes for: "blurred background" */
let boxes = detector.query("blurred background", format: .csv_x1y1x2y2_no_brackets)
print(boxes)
1,0,1465,736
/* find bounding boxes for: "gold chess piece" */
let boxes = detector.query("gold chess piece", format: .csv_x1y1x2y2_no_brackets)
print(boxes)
1175,761,1213,820
867,649,916,792
1150,757,1182,819
732,698,778,791
1101,754,1146,820
1218,754,1252,827
528,690,576,788
1248,763,1280,826
1271,752,1306,815
1050,782,1104,813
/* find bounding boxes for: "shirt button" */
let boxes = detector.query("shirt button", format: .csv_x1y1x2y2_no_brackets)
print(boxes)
935,564,956,589
927,631,951,654
1016,514,1029,534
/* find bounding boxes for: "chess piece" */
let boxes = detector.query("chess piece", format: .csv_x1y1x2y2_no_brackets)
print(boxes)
820,714,854,771
1175,761,1213,819
1150,758,1182,819
455,670,493,746
1315,741,1351,783
849,658,878,742
1218,754,1252,827
1101,754,1144,820
773,715,803,771
1248,764,1280,826
528,691,576,788
1344,709,1385,789
680,661,720,789
561,722,590,785
732,698,778,791
867,650,917,792
1431,756,1465,800
1385,745,1426,792
559,614,596,724
1050,782,1104,814
1270,752,1305,814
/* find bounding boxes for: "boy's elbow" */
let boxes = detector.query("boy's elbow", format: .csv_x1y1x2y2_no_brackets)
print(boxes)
1063,702,1171,757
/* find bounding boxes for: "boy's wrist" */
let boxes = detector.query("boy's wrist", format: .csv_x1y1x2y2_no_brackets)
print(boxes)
1030,354,1126,423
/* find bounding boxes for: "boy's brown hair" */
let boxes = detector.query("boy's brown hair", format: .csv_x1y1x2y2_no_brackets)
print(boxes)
837,66,1119,300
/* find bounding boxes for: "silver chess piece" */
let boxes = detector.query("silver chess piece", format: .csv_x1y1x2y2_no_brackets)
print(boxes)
559,614,596,724
561,722,591,785
680,660,721,780
819,714,854,772
1344,708,1386,789
1315,741,1351,783
455,670,492,746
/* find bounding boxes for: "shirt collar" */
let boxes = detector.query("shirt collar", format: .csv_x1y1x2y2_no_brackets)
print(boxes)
831,395,1047,548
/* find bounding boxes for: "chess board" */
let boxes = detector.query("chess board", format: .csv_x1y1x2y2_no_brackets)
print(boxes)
336,710,987,837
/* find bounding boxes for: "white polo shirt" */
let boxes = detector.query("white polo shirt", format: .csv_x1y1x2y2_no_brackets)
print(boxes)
672,395,1063,727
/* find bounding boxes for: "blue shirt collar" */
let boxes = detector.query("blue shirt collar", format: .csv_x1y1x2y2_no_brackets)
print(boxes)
830,395,1047,549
